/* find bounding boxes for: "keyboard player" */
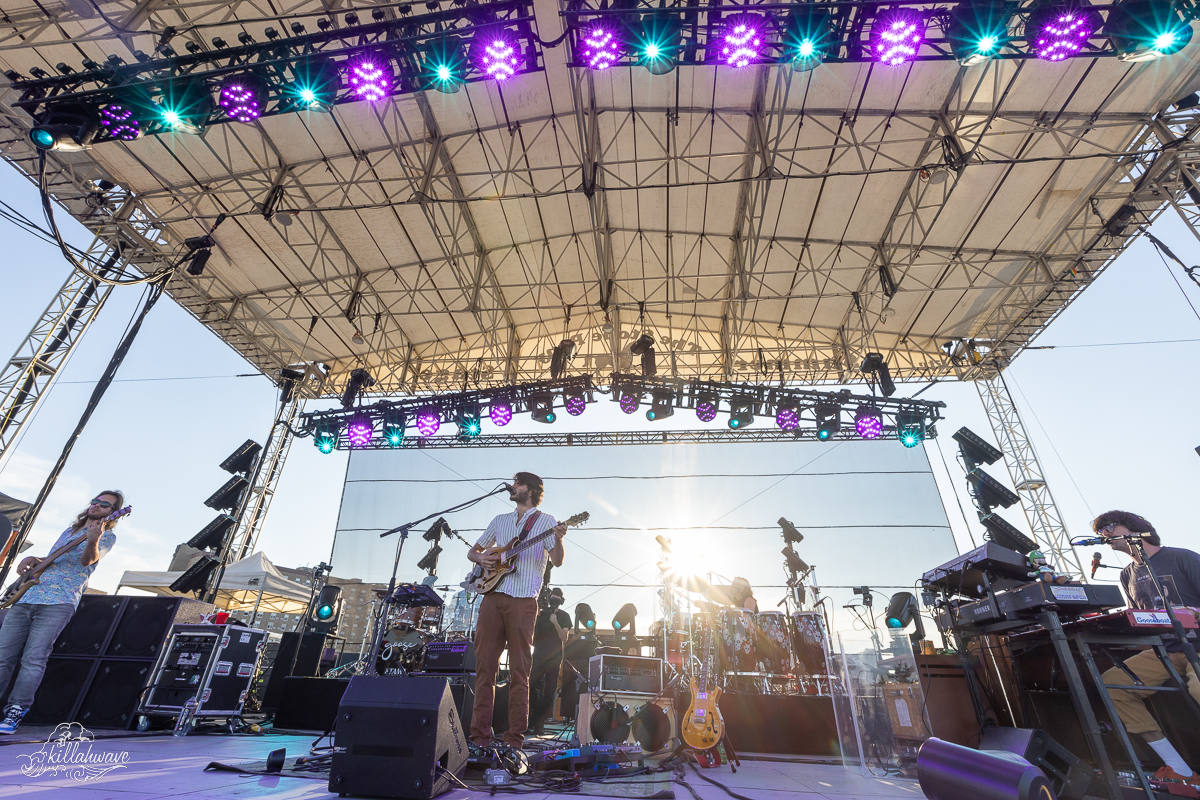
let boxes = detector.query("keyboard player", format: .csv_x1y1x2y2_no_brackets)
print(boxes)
1094,511,1200,785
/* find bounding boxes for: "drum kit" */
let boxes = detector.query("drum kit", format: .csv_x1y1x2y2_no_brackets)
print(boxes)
374,585,482,674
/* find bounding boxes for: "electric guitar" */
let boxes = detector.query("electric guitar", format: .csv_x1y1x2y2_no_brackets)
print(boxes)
681,614,724,750
0,506,131,608
462,512,589,594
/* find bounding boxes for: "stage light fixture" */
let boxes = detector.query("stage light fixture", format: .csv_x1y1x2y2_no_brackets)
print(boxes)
219,73,269,123
1027,1,1102,61
478,30,520,81
581,21,622,70
896,410,926,448
775,403,799,431
782,545,810,575
28,105,99,152
860,352,896,397
417,543,443,573
383,411,406,446
291,55,340,110
872,8,926,66
780,517,803,544
784,6,833,70
159,78,214,134
424,36,467,93
340,367,375,409
854,405,883,439
695,392,718,422
415,407,442,436
185,248,211,276
612,603,638,635
565,389,588,416
629,334,657,376
619,387,641,414
947,0,1010,64
205,475,249,512
728,396,755,429
637,13,682,74
1106,0,1193,61
347,51,394,102
99,103,143,141
454,406,483,439
530,392,556,424
345,412,374,448
220,439,262,474
646,390,674,421
952,426,1003,469
979,512,1038,554
489,399,513,427
187,514,235,551
169,555,218,594
311,583,342,631
720,15,766,68
314,423,339,453
966,467,1021,513
550,339,576,379
575,602,597,633
815,403,841,441
884,592,918,629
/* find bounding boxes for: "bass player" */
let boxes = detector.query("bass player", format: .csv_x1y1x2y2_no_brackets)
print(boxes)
0,491,124,734
466,473,566,748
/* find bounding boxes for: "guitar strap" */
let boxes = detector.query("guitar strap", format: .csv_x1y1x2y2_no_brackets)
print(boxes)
515,510,541,544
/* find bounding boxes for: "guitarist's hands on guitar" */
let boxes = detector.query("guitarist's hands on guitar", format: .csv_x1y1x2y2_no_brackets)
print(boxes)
16,557,40,576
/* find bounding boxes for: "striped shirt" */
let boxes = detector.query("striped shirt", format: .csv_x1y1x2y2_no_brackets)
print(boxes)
475,508,559,598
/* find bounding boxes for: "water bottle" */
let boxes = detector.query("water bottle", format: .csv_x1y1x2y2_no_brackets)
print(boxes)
173,697,198,737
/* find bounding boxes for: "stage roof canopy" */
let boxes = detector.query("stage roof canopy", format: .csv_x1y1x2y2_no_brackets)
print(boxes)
2,0,1199,398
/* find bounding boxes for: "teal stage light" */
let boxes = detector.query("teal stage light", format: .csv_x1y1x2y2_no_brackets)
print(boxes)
784,7,834,71
637,13,683,74
383,412,406,447
291,55,340,110
314,423,339,454
1106,0,1194,61
946,0,1011,65
158,78,214,134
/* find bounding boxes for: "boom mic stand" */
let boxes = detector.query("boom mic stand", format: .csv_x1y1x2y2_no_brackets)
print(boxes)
364,483,510,677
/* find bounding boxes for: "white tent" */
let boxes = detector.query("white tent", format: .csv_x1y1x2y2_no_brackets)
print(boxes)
117,551,312,617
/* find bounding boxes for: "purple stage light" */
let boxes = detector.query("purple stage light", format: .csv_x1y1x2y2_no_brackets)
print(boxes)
346,414,374,448
219,81,264,123
855,406,883,439
721,17,765,68
99,104,140,141
872,9,925,66
620,393,639,414
1032,8,1099,61
490,401,513,427
696,397,717,422
776,406,799,431
415,407,441,437
348,53,393,102
566,394,587,416
581,23,622,70
480,34,520,81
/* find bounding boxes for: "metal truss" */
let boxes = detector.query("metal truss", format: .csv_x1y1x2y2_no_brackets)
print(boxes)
228,397,305,563
331,424,942,450
976,371,1084,580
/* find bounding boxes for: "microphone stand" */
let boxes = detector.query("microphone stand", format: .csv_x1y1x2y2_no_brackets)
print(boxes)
364,484,509,677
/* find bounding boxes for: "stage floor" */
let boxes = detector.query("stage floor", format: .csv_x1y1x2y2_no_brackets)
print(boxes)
0,729,925,800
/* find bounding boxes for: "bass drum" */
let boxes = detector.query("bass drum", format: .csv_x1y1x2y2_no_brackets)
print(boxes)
754,611,792,674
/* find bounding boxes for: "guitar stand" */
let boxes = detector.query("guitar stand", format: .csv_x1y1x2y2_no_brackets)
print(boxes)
669,731,740,773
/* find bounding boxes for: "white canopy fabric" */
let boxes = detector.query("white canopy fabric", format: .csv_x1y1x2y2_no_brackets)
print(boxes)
117,551,312,614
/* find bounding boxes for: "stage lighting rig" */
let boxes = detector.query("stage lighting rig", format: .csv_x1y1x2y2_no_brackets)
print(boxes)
187,515,235,551
28,104,99,152
979,513,1038,554
618,385,641,414
1026,0,1103,61
695,391,718,422
311,583,343,633
340,368,375,409
575,602,597,634
966,468,1020,514
952,426,1003,470
383,411,406,446
895,410,926,448
728,396,755,429
780,517,803,545
415,406,442,436
854,404,883,439
169,555,219,595
784,6,833,70
345,412,374,448
782,546,810,575
314,422,339,453
629,334,657,376
454,405,483,438
1107,0,1195,61
859,353,896,397
550,339,576,380
946,0,1010,65
530,391,556,424
219,439,262,475
883,591,925,647
612,603,638,636
564,388,588,416
815,403,840,441
775,402,799,432
637,12,683,74
647,389,674,421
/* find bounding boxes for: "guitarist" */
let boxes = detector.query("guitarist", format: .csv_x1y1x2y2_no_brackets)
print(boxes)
0,491,123,734
466,473,566,748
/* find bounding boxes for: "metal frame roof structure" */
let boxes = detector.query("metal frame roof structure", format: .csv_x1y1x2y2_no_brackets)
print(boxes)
1,0,1199,404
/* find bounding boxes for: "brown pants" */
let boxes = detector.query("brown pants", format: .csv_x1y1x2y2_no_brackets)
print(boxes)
471,592,538,746
1100,648,1200,736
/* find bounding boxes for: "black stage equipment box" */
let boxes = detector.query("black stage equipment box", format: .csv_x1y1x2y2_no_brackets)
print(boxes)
329,675,468,800
588,654,662,696
411,671,474,734
420,640,476,673
937,582,1124,634
139,624,267,718
921,542,1031,598
273,676,349,731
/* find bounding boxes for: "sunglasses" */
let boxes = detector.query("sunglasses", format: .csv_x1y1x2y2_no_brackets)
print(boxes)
90,499,114,509
1095,522,1119,536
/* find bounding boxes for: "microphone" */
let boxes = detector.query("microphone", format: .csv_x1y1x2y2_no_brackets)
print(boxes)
1074,532,1147,546
1091,552,1102,579
502,483,514,492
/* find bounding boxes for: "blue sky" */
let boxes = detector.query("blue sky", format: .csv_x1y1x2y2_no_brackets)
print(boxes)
1,162,1198,604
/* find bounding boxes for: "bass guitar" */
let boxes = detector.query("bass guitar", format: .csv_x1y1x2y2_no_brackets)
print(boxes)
462,511,589,594
681,614,724,750
0,505,131,608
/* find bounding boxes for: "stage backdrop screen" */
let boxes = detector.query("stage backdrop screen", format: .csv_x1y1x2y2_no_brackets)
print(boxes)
330,438,958,637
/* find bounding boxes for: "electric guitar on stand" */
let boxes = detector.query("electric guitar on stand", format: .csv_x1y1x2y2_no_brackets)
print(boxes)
0,505,131,609
681,613,724,750
463,512,589,594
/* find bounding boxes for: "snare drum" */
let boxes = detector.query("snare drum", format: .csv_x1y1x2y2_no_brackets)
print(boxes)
718,607,756,673
754,611,792,674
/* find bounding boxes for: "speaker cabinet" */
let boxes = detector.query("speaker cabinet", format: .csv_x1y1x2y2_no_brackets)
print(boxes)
262,632,329,711
329,675,468,800
53,597,124,657
77,660,153,730
274,677,349,731
24,658,96,725
576,693,675,752
980,727,1094,800
105,597,210,658
412,672,473,736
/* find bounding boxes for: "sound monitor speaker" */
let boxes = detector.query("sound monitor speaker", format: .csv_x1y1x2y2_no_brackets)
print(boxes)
53,597,124,657
329,675,468,800
981,728,1093,800
273,677,349,731
918,737,1057,800
411,672,473,736
77,660,153,729
105,597,210,659
23,658,95,725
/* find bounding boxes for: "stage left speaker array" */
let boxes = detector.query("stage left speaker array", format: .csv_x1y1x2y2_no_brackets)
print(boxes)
17,596,211,728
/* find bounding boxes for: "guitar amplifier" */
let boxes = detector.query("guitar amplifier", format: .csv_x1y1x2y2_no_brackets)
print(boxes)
588,654,662,696
420,641,476,674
